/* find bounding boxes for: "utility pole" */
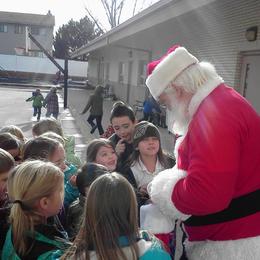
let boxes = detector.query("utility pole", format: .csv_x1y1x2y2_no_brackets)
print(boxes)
28,32,69,108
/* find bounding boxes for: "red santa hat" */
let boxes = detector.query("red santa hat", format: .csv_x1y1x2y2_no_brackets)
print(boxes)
146,45,199,99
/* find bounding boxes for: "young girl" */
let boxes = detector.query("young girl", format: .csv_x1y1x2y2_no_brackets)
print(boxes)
61,173,171,260
32,118,82,168
0,149,15,252
0,125,27,143
86,138,137,187
44,87,59,119
66,163,108,239
86,138,118,172
1,160,66,259
109,101,137,169
129,121,175,192
23,136,78,208
0,133,22,164
81,85,104,135
26,88,44,121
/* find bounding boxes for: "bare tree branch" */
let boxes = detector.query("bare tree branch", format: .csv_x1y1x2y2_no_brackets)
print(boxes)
84,6,106,34
132,0,138,16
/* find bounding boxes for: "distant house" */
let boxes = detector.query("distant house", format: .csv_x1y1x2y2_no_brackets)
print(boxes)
71,0,260,113
0,10,55,57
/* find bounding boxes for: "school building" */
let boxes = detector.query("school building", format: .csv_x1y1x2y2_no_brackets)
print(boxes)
71,0,260,113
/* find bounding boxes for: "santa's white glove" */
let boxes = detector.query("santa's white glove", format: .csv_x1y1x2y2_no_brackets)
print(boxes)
147,167,191,221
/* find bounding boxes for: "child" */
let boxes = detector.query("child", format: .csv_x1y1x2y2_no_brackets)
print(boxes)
66,163,108,239
86,138,118,172
0,125,27,143
61,173,171,260
44,87,59,119
26,88,44,121
100,101,125,139
1,160,66,259
86,138,137,187
80,85,104,135
23,136,78,208
32,118,82,168
109,101,137,170
129,121,175,190
0,149,15,252
0,133,21,163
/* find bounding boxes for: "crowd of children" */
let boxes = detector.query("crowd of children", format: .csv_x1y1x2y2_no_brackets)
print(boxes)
0,97,177,259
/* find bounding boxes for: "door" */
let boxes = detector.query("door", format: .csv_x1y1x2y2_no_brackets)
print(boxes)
241,54,260,114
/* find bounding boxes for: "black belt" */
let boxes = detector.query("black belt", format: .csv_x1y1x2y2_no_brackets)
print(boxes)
184,189,260,226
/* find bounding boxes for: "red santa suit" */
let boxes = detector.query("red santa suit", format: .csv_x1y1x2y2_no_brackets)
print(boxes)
145,44,260,259
148,79,260,259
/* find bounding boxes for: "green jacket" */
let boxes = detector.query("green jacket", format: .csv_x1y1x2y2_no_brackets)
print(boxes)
26,94,44,107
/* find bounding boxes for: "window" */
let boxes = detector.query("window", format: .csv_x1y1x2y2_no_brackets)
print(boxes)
14,24,25,34
138,60,147,86
0,24,8,33
30,26,40,35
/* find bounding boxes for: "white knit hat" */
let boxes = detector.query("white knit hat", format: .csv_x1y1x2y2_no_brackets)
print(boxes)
146,45,199,99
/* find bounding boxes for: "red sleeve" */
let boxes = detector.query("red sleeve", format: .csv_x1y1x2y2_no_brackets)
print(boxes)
172,110,242,215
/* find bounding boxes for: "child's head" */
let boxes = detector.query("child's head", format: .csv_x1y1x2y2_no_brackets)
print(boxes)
74,173,139,259
32,118,64,138
76,163,108,196
94,85,103,95
8,160,64,256
0,125,26,143
131,121,162,163
0,148,15,196
110,102,136,143
23,136,66,171
0,133,21,162
40,131,65,147
86,138,117,171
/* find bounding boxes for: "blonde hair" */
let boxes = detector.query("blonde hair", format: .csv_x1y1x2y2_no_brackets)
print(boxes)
32,118,64,137
0,125,26,143
41,131,65,146
8,160,64,256
173,61,222,93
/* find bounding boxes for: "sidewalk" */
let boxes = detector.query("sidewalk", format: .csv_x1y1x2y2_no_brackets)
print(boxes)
65,88,176,156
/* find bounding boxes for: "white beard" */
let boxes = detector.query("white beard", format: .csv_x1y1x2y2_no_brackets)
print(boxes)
167,94,191,135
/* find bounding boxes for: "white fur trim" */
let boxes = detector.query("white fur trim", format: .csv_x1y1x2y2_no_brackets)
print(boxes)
140,204,175,234
188,77,224,117
147,167,190,221
146,47,199,99
185,235,260,260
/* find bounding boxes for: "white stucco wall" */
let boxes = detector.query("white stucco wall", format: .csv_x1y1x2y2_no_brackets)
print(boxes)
0,54,88,77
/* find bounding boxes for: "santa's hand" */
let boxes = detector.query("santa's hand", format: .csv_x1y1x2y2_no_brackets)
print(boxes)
147,168,190,221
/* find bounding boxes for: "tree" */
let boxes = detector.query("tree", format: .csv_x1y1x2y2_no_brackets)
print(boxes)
84,0,159,31
53,16,102,59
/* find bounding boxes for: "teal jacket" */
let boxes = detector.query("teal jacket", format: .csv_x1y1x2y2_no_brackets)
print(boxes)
64,163,79,208
62,230,171,259
1,224,66,260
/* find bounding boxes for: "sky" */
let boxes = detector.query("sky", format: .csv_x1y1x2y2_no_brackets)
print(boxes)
0,0,159,34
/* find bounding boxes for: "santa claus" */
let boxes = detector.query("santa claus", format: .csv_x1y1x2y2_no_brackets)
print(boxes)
144,45,260,259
